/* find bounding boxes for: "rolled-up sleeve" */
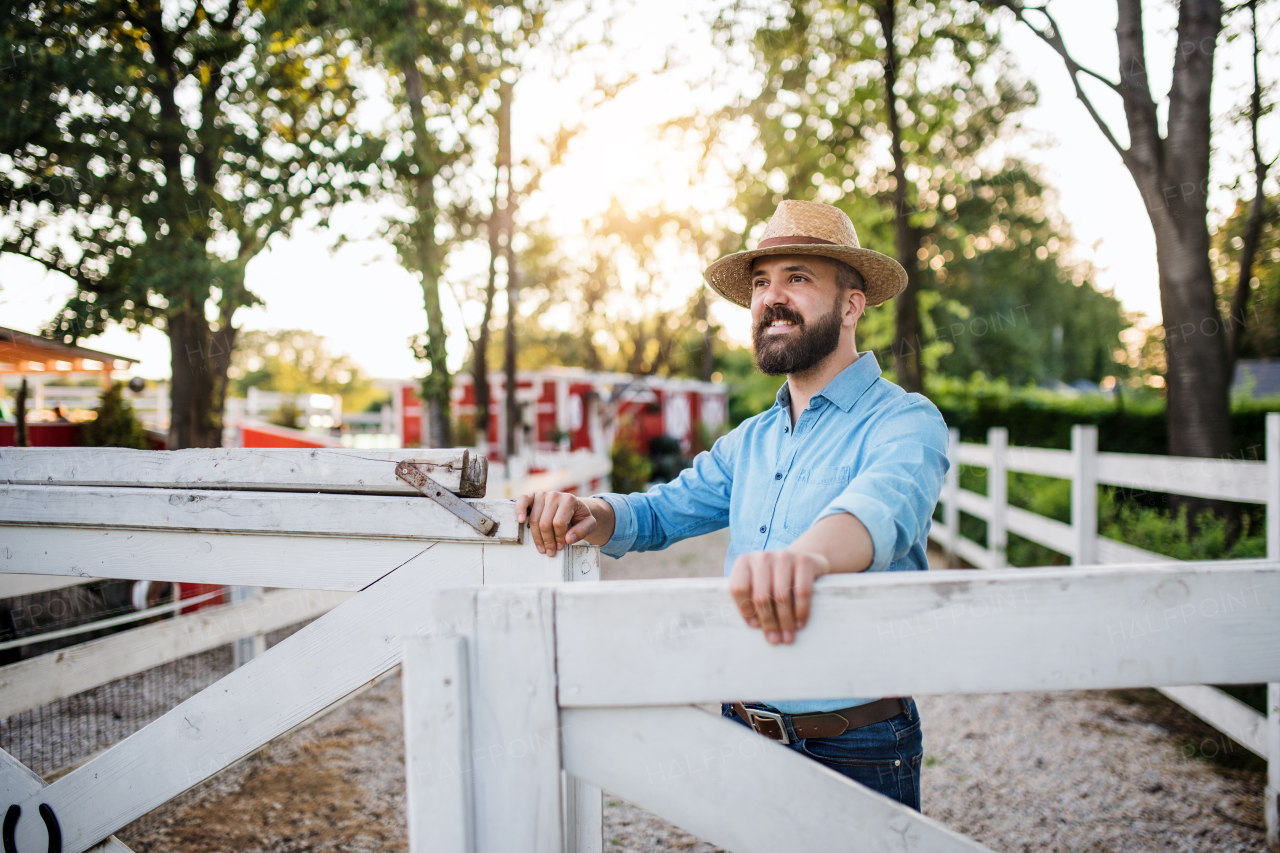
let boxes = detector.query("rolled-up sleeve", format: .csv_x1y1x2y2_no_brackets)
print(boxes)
817,397,949,572
593,431,737,558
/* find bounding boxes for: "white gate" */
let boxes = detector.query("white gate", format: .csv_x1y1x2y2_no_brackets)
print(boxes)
0,447,602,853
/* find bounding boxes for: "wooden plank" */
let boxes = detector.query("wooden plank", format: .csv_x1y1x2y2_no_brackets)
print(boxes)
403,636,474,853
1095,451,1266,503
1266,682,1278,851
0,588,353,718
951,534,991,569
1095,536,1170,566
943,429,960,567
561,705,992,853
480,536,571,585
1003,446,1073,479
553,561,1280,707
1155,685,1267,758
418,587,564,853
563,773,602,853
470,588,562,853
565,544,602,853
0,447,488,497
1005,505,1073,556
956,488,989,519
0,572,91,598
0,485,521,543
956,442,990,468
1071,426,1098,565
0,749,133,853
11,543,486,853
988,428,1007,568
1268,414,1279,852
0,526,430,590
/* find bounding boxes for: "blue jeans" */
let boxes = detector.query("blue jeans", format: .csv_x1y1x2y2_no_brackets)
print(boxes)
722,700,922,811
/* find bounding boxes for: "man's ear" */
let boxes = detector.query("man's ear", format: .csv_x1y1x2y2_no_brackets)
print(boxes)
844,288,867,327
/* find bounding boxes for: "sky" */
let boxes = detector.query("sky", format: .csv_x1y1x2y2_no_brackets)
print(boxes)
1,0,1275,381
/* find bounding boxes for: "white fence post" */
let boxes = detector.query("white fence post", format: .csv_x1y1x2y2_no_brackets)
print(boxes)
403,636,474,853
988,427,1008,568
1267,412,1279,851
944,428,960,567
1071,424,1098,565
230,586,266,667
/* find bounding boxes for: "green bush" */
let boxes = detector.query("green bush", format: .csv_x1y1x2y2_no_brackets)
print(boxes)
1098,491,1266,561
928,373,1277,458
947,470,1265,567
80,383,148,449
610,439,652,495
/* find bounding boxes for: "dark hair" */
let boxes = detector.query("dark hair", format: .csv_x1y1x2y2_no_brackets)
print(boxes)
832,259,865,292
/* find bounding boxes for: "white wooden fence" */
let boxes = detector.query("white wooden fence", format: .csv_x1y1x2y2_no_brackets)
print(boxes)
0,447,605,853
3,438,1279,852
401,560,1280,852
929,412,1280,843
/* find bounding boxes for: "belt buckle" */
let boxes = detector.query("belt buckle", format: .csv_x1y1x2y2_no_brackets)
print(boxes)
745,708,790,744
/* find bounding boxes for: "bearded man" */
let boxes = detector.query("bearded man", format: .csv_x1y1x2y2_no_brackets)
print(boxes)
516,199,949,810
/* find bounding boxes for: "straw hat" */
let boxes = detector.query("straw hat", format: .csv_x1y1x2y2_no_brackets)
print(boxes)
705,200,907,307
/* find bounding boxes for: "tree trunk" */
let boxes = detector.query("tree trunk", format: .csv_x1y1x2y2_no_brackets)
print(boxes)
878,0,924,394
1113,0,1232,460
699,286,714,381
166,305,223,448
401,4,450,449
1225,0,1270,365
474,173,501,453
14,379,29,447
499,79,520,460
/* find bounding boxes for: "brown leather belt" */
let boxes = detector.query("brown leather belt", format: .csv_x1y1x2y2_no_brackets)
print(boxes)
732,697,909,745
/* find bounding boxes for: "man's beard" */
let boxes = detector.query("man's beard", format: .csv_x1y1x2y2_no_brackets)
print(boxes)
752,297,844,376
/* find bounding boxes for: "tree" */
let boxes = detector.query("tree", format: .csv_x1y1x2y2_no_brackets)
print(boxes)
228,328,380,412
81,383,149,449
349,0,502,449
717,0,1034,393
1215,194,1279,360
993,0,1240,460
0,0,376,448
716,1,1127,388
511,201,722,378
1223,0,1276,365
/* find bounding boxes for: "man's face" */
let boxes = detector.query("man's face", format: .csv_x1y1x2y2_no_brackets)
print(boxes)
749,255,848,376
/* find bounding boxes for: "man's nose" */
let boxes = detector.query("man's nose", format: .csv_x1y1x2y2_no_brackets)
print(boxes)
757,275,789,307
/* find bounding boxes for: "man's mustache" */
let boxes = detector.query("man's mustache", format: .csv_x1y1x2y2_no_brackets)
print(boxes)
755,305,806,336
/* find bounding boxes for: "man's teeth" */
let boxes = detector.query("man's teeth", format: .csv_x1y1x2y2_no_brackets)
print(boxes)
769,320,796,327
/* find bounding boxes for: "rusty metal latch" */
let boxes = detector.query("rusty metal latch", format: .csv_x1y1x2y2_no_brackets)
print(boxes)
395,461,499,537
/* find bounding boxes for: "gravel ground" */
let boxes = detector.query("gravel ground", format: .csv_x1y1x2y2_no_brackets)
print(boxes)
115,534,1267,852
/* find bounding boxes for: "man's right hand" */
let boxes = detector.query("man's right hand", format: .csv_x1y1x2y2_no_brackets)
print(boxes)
515,491,600,558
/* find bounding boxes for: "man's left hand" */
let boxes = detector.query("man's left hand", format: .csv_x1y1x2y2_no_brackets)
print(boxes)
728,549,832,646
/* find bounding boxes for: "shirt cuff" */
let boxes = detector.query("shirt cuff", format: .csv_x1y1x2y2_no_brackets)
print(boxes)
818,494,896,573
593,493,637,558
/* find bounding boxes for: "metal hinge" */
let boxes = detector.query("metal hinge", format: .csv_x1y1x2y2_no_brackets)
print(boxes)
395,460,499,537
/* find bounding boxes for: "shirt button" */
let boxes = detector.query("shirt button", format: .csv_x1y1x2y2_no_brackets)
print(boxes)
783,426,789,433
759,525,766,533
774,473,782,480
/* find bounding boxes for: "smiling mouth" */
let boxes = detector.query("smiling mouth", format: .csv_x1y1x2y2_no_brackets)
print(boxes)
764,320,800,334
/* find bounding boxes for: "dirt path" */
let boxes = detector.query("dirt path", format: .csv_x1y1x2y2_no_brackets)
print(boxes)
117,535,1267,852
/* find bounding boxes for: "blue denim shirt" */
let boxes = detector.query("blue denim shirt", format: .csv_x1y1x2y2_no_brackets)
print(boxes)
597,352,949,714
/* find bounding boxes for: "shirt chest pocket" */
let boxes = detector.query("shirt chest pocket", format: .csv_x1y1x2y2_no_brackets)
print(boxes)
783,465,853,534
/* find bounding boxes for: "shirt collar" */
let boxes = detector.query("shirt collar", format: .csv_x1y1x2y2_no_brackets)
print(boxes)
773,352,883,414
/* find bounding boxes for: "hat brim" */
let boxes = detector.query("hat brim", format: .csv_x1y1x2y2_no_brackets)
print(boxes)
704,244,907,308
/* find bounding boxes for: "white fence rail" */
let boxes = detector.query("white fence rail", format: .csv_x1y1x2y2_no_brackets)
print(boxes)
401,562,1280,853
